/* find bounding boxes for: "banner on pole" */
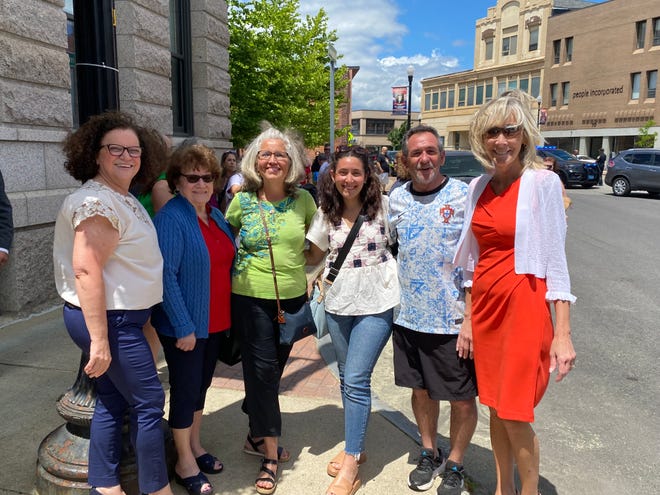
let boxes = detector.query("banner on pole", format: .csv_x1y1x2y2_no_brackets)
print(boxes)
392,86,407,115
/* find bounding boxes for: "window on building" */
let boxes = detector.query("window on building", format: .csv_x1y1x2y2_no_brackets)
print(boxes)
431,92,439,110
424,93,431,111
476,84,484,105
653,17,660,46
562,82,570,105
631,72,641,100
485,38,494,60
440,90,447,109
636,20,647,49
519,77,529,93
529,26,539,51
502,35,517,56
351,119,360,134
485,83,493,102
565,37,573,62
170,0,194,135
458,87,466,107
531,76,541,98
497,80,506,96
508,79,517,91
467,84,475,106
550,83,558,106
448,88,455,108
553,39,561,64
365,119,394,135
65,9,79,128
647,70,657,98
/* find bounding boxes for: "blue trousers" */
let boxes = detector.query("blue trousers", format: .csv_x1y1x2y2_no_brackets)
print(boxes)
326,309,393,455
63,305,168,493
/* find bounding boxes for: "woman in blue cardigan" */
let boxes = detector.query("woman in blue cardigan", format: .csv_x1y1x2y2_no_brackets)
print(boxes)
152,144,235,495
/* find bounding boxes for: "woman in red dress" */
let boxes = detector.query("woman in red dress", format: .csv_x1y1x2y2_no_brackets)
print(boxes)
454,90,576,495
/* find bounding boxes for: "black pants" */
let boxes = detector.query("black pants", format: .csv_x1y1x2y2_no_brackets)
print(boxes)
231,293,306,438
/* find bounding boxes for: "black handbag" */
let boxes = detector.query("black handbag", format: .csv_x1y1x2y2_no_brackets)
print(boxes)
258,200,317,346
217,328,241,366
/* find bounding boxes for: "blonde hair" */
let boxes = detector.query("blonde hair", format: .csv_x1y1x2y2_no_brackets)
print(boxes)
469,90,544,172
239,123,306,197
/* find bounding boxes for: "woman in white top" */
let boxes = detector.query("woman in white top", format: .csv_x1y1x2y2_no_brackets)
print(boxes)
53,111,174,495
306,146,399,495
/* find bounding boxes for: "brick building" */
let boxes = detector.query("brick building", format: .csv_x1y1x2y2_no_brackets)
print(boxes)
0,0,231,313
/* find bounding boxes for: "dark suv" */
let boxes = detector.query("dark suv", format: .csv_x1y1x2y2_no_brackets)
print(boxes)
536,147,599,188
605,148,660,197
442,150,483,184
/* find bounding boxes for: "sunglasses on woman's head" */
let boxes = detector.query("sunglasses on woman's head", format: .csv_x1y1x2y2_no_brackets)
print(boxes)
485,125,522,139
181,173,215,183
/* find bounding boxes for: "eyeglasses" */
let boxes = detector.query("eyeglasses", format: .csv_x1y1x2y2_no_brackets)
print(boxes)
485,125,522,139
181,173,215,184
100,144,143,158
257,151,289,161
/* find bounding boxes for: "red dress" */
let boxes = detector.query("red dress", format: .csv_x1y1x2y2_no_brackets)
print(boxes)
471,178,553,422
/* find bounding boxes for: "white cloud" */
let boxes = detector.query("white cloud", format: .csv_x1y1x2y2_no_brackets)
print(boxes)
298,0,464,110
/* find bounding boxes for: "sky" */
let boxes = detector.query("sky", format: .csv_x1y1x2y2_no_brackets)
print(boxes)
297,0,606,111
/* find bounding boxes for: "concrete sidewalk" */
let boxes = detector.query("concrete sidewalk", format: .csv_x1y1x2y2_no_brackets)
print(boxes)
0,307,427,495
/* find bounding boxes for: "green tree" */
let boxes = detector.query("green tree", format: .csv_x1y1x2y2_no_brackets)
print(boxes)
228,0,346,149
387,123,408,151
634,120,658,148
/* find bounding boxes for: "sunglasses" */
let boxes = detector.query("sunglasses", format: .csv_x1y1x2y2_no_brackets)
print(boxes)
485,125,522,139
181,173,215,184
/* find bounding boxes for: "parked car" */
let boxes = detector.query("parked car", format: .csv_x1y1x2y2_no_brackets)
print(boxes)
536,147,599,188
442,150,483,184
604,148,660,197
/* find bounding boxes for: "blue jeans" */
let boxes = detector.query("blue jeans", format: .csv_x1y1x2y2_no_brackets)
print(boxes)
326,309,393,455
63,304,168,493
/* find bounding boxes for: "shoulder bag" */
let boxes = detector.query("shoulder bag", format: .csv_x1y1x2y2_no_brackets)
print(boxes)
258,201,317,346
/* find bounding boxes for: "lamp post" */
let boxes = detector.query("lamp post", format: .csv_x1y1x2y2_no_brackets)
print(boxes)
407,65,414,130
536,95,542,127
328,43,337,154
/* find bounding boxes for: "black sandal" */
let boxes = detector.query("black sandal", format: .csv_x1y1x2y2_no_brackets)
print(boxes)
255,458,278,495
243,434,291,462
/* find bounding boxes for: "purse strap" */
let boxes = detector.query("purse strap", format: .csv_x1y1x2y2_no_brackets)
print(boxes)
325,214,364,285
257,199,286,323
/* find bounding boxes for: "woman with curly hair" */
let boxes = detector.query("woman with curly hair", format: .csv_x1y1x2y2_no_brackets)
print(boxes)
225,125,317,495
306,146,399,495
53,111,173,495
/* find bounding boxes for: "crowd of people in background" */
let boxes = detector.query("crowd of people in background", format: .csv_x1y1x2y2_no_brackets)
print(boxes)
42,87,577,495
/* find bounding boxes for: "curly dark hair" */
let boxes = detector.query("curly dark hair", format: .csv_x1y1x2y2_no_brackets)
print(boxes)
62,111,166,186
317,146,383,224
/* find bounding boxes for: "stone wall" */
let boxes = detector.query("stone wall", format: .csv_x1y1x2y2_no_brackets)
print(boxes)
0,0,232,314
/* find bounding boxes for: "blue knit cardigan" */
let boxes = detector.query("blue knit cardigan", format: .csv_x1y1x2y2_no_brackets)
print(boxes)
151,194,235,339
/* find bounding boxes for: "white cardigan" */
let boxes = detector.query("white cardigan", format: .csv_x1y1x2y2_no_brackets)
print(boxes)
453,169,576,303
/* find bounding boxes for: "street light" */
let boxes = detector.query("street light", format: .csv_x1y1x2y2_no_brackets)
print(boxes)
328,43,337,154
407,65,414,130
536,94,542,127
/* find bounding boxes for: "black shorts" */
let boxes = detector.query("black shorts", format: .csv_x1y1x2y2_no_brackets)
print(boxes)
392,324,478,401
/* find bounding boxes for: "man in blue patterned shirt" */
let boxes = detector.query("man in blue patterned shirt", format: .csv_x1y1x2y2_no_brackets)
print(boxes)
389,125,477,495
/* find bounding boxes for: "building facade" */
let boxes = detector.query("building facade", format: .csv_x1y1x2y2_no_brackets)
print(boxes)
350,109,420,151
0,0,231,313
419,0,597,150
541,0,660,156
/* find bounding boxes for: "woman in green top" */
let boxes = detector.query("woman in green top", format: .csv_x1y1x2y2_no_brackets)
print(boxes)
225,126,316,495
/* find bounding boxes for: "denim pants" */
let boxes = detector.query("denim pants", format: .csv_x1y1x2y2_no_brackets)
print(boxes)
326,309,393,455
63,304,168,493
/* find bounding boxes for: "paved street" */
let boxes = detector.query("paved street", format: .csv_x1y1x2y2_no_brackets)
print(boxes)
1,184,658,495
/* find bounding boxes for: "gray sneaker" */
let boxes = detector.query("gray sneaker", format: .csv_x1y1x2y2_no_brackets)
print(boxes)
437,460,465,494
408,448,446,492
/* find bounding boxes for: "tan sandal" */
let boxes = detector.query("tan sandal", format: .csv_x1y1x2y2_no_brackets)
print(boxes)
326,475,361,495
326,451,367,477
255,458,278,495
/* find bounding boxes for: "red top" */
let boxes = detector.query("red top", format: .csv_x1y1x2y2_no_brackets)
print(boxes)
198,212,234,333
